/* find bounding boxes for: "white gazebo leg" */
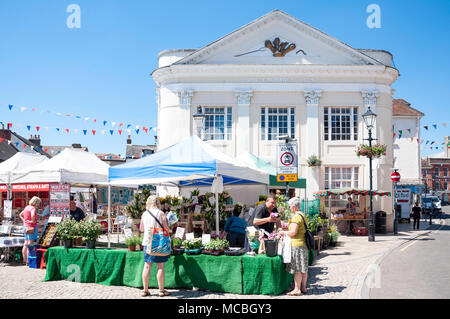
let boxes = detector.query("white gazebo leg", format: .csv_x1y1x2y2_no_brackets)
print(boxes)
108,184,111,248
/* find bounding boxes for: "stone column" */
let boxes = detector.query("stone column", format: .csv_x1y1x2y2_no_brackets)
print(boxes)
235,90,253,156
304,90,322,199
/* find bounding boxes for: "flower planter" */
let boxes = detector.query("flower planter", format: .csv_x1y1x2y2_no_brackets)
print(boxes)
128,245,136,252
63,240,73,249
172,247,184,255
211,249,224,256
264,240,278,257
86,240,96,249
185,248,203,255
202,249,213,255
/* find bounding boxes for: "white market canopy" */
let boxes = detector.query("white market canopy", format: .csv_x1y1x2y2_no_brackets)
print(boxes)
0,152,49,184
11,148,110,186
108,135,269,187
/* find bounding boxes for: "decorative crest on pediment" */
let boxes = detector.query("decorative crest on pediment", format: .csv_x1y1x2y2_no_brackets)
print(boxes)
304,90,322,105
235,90,253,105
264,37,296,57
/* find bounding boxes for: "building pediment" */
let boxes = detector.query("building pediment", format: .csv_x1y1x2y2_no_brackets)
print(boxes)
172,10,385,67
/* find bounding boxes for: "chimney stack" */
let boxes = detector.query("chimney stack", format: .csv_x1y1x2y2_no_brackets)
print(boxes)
127,135,132,145
29,134,41,147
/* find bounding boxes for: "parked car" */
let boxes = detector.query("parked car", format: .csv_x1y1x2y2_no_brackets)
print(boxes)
421,196,442,216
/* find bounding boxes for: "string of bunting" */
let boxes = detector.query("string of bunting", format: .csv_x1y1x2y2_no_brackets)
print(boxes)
2,101,156,133
393,121,448,150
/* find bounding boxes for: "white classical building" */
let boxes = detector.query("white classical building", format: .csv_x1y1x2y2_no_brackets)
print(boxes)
152,10,399,231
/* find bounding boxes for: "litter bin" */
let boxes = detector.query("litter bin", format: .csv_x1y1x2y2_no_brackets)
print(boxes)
375,211,387,234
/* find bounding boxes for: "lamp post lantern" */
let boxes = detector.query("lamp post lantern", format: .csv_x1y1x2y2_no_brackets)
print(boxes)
193,106,206,140
362,106,377,242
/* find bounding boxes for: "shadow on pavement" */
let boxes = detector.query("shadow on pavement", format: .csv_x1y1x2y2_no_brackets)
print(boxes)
306,266,346,295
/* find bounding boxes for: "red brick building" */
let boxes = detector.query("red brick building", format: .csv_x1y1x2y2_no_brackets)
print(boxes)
422,152,450,202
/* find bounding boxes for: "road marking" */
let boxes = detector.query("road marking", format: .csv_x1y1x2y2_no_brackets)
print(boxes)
400,232,430,252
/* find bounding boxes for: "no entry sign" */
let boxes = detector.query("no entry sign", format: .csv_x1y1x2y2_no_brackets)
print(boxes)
277,142,298,182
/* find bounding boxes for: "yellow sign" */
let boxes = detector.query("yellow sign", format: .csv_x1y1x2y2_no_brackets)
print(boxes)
277,174,298,182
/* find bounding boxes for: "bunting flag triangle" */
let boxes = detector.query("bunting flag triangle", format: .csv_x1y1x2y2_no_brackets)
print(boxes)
36,126,40,132
8,104,13,110
15,142,19,147
23,144,27,149
66,129,69,133
20,107,27,112
127,124,131,128
393,133,396,138
407,129,411,134
56,128,60,132
431,141,434,145
74,129,78,134
103,121,107,126
426,141,429,144
111,122,116,127
411,137,413,142
399,130,403,135
92,130,96,135
118,129,122,135
44,148,48,152
7,123,12,128
443,122,447,127
83,130,87,135
110,130,114,135
432,124,437,129
119,123,123,127
135,129,140,134
424,126,428,130
26,125,31,131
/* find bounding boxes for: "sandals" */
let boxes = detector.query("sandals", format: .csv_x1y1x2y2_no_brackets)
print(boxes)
287,291,301,296
158,290,171,297
141,291,151,297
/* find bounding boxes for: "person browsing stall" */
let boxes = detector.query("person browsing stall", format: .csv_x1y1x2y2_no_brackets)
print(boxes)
223,205,247,247
278,197,309,296
19,196,41,266
253,195,281,236
346,197,357,215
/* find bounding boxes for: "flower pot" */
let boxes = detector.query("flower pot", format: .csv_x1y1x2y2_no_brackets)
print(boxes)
264,240,278,257
185,248,202,255
172,248,184,255
128,245,136,252
211,249,224,256
203,249,213,255
86,240,96,249
250,241,260,252
63,240,73,249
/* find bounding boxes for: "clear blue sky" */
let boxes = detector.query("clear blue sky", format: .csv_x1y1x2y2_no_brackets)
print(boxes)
0,0,448,157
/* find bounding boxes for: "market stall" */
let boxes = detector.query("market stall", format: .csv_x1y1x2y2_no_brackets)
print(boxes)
43,247,293,295
313,188,391,235
108,135,269,236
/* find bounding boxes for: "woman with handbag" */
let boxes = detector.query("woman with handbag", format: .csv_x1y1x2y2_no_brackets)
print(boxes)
278,197,309,296
19,196,41,266
139,195,171,297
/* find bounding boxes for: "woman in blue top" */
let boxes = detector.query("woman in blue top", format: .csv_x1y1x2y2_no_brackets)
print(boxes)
224,205,247,247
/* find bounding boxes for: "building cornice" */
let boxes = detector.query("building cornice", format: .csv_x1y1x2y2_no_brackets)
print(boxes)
152,64,399,86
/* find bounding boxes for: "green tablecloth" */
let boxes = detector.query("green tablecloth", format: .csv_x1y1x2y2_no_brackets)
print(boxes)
44,247,294,295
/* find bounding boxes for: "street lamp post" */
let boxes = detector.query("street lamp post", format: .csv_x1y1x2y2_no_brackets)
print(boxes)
362,106,377,242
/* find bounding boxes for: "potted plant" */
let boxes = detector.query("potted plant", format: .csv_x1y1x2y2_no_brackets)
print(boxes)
327,224,340,246
172,237,184,255
203,240,215,255
247,230,260,253
307,155,322,167
135,234,144,251
125,189,150,234
265,232,281,257
183,238,203,255
55,218,79,249
356,144,387,159
79,220,103,249
125,236,137,251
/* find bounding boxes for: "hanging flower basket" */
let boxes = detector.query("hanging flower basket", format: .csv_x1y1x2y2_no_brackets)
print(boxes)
307,155,322,167
356,144,387,159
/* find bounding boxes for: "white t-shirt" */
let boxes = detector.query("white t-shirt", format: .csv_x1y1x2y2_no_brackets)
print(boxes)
141,208,165,246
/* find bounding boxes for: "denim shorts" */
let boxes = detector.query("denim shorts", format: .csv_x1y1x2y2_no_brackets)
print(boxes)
143,246,169,264
24,227,38,241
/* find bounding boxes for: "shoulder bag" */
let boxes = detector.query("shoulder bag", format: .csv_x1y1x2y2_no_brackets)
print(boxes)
146,210,171,256
299,213,315,251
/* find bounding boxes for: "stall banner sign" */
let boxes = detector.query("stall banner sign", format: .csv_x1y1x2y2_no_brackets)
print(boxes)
49,184,70,216
0,183,49,192
395,188,411,219
277,142,298,182
3,200,12,218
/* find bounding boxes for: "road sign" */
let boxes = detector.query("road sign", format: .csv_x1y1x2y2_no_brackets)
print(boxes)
277,174,298,182
391,171,401,182
277,142,298,178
